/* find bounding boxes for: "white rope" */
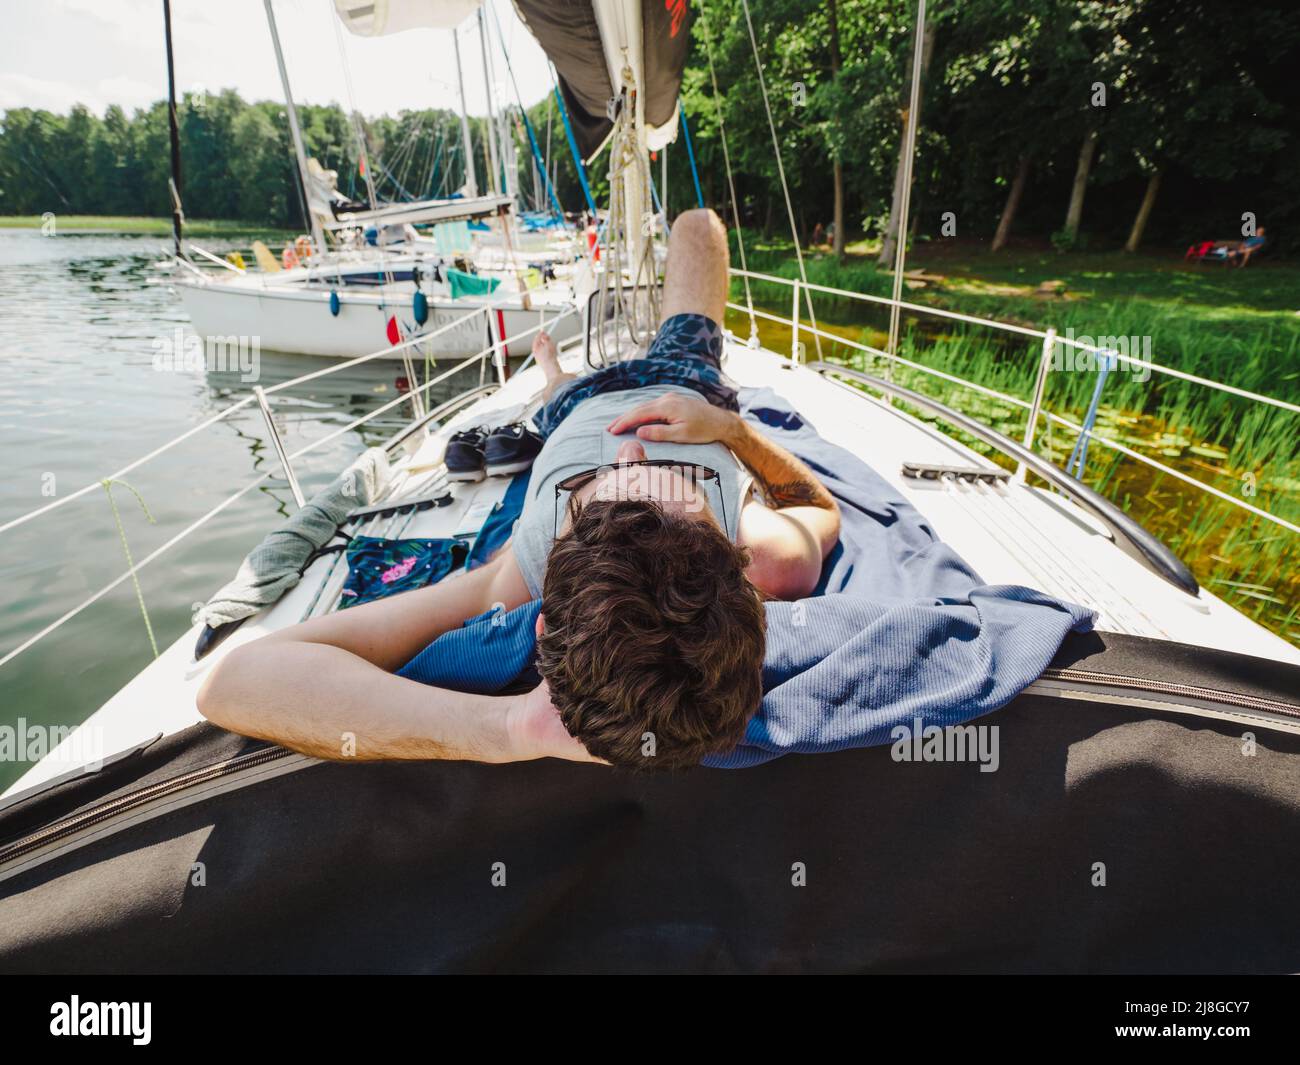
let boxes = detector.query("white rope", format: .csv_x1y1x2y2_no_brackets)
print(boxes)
0,470,273,670
595,76,660,365
1038,409,1300,535
696,0,757,341
0,306,577,671
730,301,1032,411
730,266,1300,416
283,305,578,461
0,395,257,535
0,284,560,542
331,1,378,209
737,0,822,356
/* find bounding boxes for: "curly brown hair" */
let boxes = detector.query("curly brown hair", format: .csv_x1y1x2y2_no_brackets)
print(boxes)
537,498,766,771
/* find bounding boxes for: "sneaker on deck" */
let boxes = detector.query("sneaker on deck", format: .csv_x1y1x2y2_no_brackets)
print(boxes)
445,427,488,482
485,424,543,477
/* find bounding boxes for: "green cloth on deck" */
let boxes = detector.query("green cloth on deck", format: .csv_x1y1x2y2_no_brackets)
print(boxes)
448,268,501,300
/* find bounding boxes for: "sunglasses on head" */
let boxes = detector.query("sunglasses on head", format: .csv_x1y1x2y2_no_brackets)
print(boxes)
553,459,725,536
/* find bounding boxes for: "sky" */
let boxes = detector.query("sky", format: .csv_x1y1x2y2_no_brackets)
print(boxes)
0,0,555,119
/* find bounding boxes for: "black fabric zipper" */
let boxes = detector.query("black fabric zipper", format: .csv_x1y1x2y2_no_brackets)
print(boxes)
1037,666,1300,720
0,746,295,872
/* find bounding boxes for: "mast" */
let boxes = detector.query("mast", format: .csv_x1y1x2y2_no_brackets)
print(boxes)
263,0,326,252
886,0,927,358
476,7,501,196
162,0,183,258
452,27,478,197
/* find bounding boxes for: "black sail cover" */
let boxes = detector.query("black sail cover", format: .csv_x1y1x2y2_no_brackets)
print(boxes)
512,0,692,157
3,630,1300,973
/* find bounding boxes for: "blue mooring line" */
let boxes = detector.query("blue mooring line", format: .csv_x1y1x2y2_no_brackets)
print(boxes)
679,104,705,209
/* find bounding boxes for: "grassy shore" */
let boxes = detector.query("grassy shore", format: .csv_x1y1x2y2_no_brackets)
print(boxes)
725,235,1300,643
0,214,291,236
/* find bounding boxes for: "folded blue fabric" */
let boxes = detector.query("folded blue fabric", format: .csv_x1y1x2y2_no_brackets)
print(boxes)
398,387,1094,767
464,472,531,571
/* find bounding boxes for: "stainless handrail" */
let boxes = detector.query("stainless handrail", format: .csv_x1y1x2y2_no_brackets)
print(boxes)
811,362,1200,596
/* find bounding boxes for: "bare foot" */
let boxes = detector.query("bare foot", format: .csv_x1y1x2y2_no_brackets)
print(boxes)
532,330,560,376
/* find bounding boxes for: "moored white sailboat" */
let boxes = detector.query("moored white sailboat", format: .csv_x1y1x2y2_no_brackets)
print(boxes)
170,0,591,359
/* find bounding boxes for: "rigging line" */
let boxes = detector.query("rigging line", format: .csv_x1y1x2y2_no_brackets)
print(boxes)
1068,354,1115,479
385,116,426,200
413,123,433,200
550,66,597,216
426,135,445,199
330,3,377,209
678,105,705,209
737,0,822,355
487,0,566,223
423,120,446,198
696,0,757,340
412,120,438,201
384,113,427,198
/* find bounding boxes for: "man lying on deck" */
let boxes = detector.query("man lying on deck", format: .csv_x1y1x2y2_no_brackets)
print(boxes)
198,209,841,771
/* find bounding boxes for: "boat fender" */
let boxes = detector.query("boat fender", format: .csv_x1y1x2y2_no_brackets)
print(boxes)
413,290,429,325
386,316,402,346
329,290,340,317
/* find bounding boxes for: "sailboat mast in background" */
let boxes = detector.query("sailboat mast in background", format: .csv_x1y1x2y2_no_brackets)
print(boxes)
452,26,479,198
162,0,184,258
263,0,327,252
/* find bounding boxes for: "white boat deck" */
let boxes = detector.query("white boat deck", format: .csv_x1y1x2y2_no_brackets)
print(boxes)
6,337,1296,799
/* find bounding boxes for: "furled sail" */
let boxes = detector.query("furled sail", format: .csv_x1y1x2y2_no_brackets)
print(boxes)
333,0,483,37
512,0,691,155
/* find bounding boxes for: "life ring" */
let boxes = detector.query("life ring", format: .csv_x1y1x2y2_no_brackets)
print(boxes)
294,235,312,260
281,244,299,270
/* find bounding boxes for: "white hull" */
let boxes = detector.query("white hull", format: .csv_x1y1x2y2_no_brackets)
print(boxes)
176,277,581,359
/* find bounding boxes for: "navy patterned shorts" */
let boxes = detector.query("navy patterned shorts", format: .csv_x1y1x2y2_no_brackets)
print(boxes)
535,313,738,439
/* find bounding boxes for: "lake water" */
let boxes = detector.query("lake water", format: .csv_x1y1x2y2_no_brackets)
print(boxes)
0,229,485,791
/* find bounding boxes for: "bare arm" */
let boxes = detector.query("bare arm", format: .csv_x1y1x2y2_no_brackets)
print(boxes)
727,418,840,597
606,395,840,599
197,547,598,764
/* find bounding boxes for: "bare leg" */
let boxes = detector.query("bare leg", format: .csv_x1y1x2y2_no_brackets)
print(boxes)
660,208,730,326
534,330,576,401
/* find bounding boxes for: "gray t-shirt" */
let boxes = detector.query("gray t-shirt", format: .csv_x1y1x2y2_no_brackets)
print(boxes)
512,385,751,598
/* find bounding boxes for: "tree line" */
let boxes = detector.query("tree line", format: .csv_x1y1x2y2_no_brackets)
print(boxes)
2,0,1296,255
